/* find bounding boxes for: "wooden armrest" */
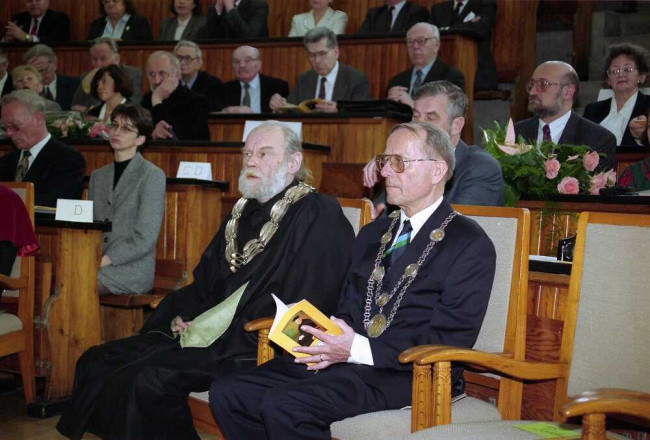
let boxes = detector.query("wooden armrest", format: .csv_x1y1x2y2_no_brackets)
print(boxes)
99,293,165,309
244,317,274,332
561,388,650,420
0,274,28,290
407,345,569,381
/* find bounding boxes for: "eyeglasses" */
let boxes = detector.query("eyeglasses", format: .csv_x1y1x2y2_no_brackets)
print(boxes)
406,37,433,48
607,67,638,77
525,79,566,93
233,57,259,66
307,49,332,60
109,123,138,134
375,154,441,173
176,55,198,63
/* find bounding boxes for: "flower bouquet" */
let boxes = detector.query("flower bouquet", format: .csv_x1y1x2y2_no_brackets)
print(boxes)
483,119,616,206
46,112,110,140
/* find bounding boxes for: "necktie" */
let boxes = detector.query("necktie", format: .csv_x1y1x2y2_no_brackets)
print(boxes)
242,83,251,107
385,6,395,32
29,18,38,36
542,124,552,143
15,151,31,182
318,77,326,100
412,70,423,96
454,0,464,20
383,220,413,269
43,86,53,101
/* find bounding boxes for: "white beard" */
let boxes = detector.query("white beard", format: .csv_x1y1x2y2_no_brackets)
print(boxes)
238,159,289,202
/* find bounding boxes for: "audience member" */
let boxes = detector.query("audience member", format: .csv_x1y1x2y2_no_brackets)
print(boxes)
0,90,85,207
516,61,616,171
618,121,650,190
56,121,355,440
0,50,15,97
173,40,223,112
4,0,70,43
221,45,289,114
89,104,165,295
0,184,38,277
429,0,498,91
210,121,496,439
159,0,207,41
364,81,504,215
86,65,133,122
583,43,649,146
288,0,348,37
12,65,60,111
387,23,465,107
270,27,369,113
200,0,269,39
71,38,143,113
141,51,210,140
358,0,429,35
23,44,79,111
87,0,152,41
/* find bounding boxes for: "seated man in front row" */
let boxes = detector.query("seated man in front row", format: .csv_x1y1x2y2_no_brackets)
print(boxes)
56,121,355,440
270,27,369,114
210,121,497,439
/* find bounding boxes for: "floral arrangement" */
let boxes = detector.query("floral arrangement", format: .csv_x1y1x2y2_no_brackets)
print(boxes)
48,117,109,140
483,119,616,206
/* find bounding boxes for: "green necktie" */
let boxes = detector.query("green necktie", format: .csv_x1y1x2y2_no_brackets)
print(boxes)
242,83,251,107
15,151,31,182
180,281,249,348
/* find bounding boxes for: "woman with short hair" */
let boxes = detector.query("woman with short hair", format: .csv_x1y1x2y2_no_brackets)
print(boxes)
86,64,134,123
87,0,152,41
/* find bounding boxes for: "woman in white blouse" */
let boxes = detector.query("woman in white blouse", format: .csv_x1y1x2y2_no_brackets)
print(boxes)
288,0,348,37
583,43,649,146
86,65,132,123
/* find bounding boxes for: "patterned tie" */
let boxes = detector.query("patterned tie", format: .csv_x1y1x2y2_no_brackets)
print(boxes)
542,124,552,143
15,151,31,182
385,6,395,32
242,83,251,107
29,18,38,36
411,70,423,96
43,86,54,101
383,220,413,269
318,77,326,100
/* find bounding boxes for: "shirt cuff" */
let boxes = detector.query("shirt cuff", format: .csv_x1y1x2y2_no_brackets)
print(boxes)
347,333,374,366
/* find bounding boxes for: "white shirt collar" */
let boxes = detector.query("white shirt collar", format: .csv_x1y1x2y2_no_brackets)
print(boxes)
46,74,58,99
240,74,261,113
537,109,572,144
600,93,638,145
397,196,444,243
316,61,339,101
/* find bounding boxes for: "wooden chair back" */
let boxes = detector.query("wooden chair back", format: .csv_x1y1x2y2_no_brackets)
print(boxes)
336,197,373,236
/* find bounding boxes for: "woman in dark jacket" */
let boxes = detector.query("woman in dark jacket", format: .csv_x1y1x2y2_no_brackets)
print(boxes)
158,0,207,41
87,0,152,41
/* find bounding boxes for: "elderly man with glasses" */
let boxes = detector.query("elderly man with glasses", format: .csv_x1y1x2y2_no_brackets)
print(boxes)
173,39,224,112
515,60,616,171
386,22,465,108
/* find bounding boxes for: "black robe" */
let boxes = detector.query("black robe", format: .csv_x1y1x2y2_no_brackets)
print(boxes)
56,183,355,440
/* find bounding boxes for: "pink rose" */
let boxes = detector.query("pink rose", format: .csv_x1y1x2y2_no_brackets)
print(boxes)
606,170,617,184
589,172,608,195
582,151,600,172
90,122,109,139
544,158,561,179
557,177,580,194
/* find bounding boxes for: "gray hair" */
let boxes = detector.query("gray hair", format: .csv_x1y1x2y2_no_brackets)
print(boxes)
147,51,181,74
91,37,120,54
389,121,455,182
408,22,440,41
303,27,337,50
413,80,468,119
174,40,202,60
23,44,57,63
0,90,47,115
254,121,312,183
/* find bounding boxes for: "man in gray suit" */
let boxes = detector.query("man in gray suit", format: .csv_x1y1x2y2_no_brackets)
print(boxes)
269,27,369,113
364,81,504,216
71,38,143,112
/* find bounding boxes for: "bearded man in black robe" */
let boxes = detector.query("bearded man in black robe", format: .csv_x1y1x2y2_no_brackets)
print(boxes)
56,121,355,440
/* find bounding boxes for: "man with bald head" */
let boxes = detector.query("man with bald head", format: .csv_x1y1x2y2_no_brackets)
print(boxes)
516,61,616,171
141,50,210,140
221,45,289,113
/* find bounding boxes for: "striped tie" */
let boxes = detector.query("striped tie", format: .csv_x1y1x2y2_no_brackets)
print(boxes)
383,220,413,268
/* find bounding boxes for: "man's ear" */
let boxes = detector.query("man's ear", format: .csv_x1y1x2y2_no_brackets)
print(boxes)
288,152,302,175
431,160,448,185
563,83,576,102
450,116,465,138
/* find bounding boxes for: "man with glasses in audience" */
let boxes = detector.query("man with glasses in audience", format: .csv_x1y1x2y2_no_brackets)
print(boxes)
387,23,465,108
515,61,616,171
358,0,429,35
269,27,369,114
23,44,79,111
221,45,289,114
141,50,210,140
210,121,496,440
0,90,85,206
4,0,70,43
173,40,224,112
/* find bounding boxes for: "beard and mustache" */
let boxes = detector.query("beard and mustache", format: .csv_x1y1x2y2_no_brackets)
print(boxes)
527,90,563,119
238,158,290,201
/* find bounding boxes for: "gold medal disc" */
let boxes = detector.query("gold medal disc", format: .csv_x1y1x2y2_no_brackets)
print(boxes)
380,232,392,244
405,263,418,277
367,313,387,338
375,293,390,307
371,266,385,281
430,228,445,242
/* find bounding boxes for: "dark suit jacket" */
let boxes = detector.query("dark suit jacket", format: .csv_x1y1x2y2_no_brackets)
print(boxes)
222,74,289,113
10,9,70,43
287,63,369,104
446,140,504,205
189,70,224,112
337,200,495,398
158,14,207,41
515,111,617,171
1,74,14,97
430,0,498,90
387,59,466,93
87,14,152,41
358,2,429,34
0,137,86,207
582,91,650,147
200,0,269,39
53,73,80,111
142,85,210,141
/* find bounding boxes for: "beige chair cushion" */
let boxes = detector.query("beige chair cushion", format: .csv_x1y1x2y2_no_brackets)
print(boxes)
0,312,23,335
341,206,362,236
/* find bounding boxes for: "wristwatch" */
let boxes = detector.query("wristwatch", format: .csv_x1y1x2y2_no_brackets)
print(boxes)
24,33,32,42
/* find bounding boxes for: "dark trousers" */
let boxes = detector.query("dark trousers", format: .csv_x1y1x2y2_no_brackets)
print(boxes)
210,356,407,440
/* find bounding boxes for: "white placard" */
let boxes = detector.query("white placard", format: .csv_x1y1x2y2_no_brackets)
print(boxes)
55,199,93,223
176,161,212,181
242,120,302,141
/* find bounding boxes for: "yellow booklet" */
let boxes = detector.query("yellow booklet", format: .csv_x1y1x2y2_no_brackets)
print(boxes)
280,98,323,113
269,294,342,359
